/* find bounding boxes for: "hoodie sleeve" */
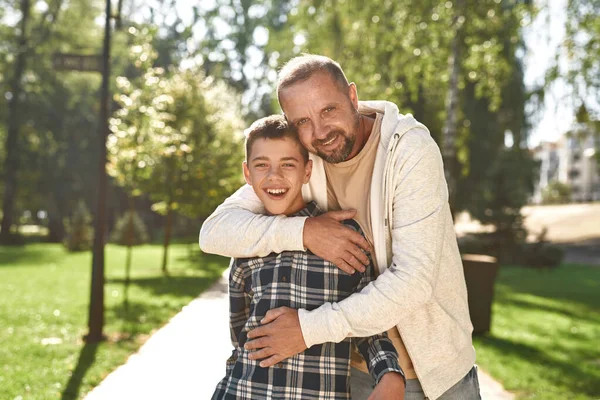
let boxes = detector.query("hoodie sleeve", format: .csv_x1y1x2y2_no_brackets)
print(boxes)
199,184,308,258
298,131,448,345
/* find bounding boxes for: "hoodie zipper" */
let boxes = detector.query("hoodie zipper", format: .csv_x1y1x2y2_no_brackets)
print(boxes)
383,131,432,400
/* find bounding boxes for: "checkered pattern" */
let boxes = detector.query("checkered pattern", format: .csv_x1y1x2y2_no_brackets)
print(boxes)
212,202,403,400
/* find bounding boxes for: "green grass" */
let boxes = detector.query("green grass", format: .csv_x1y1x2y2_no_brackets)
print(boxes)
474,264,600,400
0,243,229,400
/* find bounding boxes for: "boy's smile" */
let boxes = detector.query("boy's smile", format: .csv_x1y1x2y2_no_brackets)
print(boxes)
244,137,312,216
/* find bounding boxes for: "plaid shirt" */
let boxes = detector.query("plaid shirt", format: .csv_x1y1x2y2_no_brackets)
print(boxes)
213,202,403,400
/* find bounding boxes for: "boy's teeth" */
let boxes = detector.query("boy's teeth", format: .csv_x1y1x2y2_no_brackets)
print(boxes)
267,188,287,194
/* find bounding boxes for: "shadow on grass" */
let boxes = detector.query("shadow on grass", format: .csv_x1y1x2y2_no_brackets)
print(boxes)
0,244,67,267
476,335,600,397
499,297,600,325
496,265,600,310
108,274,222,298
61,343,98,400
175,250,231,270
108,252,228,298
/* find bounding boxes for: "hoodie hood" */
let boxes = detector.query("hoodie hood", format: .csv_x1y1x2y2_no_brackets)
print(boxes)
358,100,429,149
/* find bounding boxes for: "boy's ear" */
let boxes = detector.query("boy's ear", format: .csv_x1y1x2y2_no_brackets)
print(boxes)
242,161,252,185
303,159,313,184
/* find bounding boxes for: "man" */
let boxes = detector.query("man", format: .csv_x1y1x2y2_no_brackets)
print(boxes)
200,54,480,400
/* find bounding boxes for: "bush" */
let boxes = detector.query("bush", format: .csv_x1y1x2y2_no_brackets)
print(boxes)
64,200,93,252
458,229,564,268
541,181,572,204
519,242,564,269
110,211,149,246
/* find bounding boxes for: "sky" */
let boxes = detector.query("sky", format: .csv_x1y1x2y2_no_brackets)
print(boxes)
523,0,574,147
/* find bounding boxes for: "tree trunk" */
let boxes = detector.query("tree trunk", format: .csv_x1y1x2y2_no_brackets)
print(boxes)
47,207,65,243
161,202,173,275
123,196,134,311
0,0,31,243
442,1,463,218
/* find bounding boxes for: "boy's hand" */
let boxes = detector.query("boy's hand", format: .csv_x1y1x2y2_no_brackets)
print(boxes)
368,372,405,400
303,210,372,274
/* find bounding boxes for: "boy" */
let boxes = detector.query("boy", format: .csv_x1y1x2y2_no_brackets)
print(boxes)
212,115,403,399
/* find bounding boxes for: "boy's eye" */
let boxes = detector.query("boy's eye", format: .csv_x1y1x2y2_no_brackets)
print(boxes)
254,163,268,168
282,163,295,168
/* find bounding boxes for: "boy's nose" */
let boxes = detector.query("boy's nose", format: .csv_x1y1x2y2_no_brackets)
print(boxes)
267,167,284,179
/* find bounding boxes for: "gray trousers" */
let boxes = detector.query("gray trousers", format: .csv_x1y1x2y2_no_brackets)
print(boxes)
350,366,481,400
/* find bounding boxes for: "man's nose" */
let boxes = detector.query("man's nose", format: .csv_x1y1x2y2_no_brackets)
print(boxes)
313,118,329,140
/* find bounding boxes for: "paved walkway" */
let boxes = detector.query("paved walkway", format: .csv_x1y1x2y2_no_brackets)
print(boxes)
85,269,514,400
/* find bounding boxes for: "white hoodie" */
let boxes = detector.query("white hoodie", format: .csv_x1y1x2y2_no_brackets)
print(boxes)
200,100,475,400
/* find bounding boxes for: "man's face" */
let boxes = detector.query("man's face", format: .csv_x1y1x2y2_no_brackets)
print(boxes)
279,71,360,163
243,137,312,216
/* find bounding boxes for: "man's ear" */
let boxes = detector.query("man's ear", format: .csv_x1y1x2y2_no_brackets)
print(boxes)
303,159,313,184
243,161,252,185
348,82,359,110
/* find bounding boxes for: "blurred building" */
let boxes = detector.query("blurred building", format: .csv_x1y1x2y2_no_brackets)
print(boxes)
532,126,600,203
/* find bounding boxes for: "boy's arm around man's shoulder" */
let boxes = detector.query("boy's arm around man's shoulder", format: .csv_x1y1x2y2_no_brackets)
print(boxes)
199,184,308,258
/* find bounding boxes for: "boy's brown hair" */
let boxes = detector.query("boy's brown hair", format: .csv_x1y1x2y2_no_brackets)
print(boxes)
244,114,309,163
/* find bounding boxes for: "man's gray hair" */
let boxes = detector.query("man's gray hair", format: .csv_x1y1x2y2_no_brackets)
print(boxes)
277,54,350,102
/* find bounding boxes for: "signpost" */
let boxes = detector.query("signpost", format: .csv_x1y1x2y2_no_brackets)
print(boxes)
53,1,111,344
53,0,122,344
52,53,103,73
86,0,112,344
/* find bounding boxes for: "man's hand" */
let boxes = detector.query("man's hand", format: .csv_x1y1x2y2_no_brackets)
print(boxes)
303,210,372,274
245,307,308,367
368,372,405,400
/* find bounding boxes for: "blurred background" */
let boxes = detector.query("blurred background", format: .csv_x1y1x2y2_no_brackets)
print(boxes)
0,0,598,399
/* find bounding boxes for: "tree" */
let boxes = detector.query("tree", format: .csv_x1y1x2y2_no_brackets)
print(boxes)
0,0,31,243
563,0,599,116
108,28,245,274
0,0,105,242
195,0,293,121
266,0,535,217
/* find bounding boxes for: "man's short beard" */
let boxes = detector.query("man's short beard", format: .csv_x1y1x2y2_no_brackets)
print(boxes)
314,109,361,164
316,133,355,163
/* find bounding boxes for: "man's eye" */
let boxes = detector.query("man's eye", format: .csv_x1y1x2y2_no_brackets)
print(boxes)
324,107,335,113
282,163,295,168
297,118,308,126
255,163,268,168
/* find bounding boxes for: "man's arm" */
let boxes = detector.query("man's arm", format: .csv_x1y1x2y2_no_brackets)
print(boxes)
199,184,307,257
299,136,447,345
200,184,371,272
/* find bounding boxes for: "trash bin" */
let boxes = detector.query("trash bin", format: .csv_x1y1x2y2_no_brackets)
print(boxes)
461,254,499,335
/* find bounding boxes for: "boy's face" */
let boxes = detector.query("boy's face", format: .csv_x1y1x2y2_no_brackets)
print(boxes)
243,137,312,216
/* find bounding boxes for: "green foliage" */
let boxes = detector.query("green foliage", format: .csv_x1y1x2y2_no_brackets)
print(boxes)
466,149,537,258
265,0,535,222
64,200,93,252
541,181,573,204
108,27,245,221
110,211,150,246
196,0,292,120
564,0,600,115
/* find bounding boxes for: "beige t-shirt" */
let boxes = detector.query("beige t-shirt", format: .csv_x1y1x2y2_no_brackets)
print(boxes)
325,113,417,379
